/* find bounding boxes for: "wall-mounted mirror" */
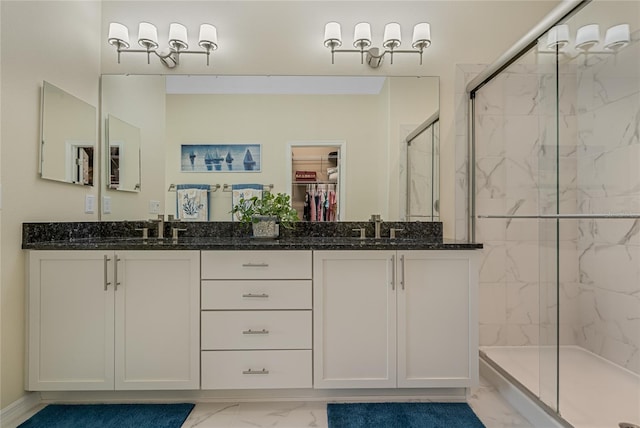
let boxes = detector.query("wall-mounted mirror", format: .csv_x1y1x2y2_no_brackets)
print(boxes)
40,81,96,186
106,114,141,192
99,75,439,222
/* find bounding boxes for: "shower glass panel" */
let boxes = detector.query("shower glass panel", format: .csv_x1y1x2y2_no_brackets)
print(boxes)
557,3,640,426
474,1,640,426
473,42,559,412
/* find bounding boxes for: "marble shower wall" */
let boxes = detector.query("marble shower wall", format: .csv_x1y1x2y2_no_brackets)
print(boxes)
464,34,640,374
574,33,640,374
471,58,580,349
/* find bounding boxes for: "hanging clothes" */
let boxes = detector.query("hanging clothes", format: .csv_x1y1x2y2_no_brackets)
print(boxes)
301,183,337,222
310,186,317,221
303,190,310,221
328,188,337,222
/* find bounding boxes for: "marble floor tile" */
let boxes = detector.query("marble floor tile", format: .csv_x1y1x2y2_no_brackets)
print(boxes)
181,377,532,428
5,377,531,428
181,401,327,428
468,377,534,428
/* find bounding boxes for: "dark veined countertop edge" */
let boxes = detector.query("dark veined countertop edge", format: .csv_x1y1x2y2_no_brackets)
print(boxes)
22,221,481,251
22,237,482,251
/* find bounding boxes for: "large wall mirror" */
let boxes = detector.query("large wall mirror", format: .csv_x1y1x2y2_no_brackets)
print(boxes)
40,81,96,186
100,75,439,222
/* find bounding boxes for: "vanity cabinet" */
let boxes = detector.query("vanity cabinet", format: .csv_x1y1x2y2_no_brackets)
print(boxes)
313,250,479,389
200,250,313,389
26,250,200,391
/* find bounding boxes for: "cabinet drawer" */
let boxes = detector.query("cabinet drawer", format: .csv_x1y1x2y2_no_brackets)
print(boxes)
201,350,312,389
201,251,311,280
201,280,311,310
201,311,311,350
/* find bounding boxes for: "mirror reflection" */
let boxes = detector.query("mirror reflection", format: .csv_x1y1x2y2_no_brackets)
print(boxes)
99,75,439,222
406,112,440,222
106,115,141,192
40,81,96,186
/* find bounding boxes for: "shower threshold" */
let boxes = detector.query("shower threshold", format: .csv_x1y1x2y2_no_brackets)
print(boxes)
481,346,640,428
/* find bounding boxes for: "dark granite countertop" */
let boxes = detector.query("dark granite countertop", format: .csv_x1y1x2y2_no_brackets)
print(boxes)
22,236,482,251
22,221,482,251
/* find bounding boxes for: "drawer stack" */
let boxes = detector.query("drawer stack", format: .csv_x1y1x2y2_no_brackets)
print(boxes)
200,250,313,389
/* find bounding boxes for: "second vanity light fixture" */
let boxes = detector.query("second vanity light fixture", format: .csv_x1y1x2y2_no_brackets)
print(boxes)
546,23,631,53
108,22,218,68
324,21,431,68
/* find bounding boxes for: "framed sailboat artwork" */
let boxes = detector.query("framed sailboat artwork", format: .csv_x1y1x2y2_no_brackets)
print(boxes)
180,144,262,172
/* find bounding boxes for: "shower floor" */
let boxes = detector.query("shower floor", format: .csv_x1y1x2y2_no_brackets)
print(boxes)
482,346,640,428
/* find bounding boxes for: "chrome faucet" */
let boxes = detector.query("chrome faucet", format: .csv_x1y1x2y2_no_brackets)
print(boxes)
370,214,382,239
151,214,165,239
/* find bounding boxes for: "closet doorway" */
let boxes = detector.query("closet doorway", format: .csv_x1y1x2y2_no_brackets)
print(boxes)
286,141,345,222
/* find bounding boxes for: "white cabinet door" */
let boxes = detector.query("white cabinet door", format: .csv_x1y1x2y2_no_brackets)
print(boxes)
114,251,200,390
397,250,479,388
313,250,396,389
26,251,115,391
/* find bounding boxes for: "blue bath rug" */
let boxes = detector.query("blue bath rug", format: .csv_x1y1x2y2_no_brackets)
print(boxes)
327,402,485,428
18,403,195,428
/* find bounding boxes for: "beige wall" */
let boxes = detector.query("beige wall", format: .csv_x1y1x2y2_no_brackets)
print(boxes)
0,1,101,408
0,0,3,414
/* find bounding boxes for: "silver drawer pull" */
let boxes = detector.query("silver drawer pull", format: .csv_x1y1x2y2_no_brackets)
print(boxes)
242,328,269,335
242,263,269,268
242,368,269,375
242,293,269,298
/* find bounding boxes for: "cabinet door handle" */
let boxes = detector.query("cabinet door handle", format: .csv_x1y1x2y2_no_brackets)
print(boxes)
400,254,405,290
391,255,395,290
242,329,269,335
114,256,122,290
104,255,112,291
242,263,269,268
242,368,269,375
242,293,269,298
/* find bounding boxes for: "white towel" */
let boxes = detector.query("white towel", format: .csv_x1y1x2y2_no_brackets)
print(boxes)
232,188,262,220
177,188,208,221
232,186,263,221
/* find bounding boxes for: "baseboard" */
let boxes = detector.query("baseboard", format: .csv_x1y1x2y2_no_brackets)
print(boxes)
39,387,467,403
0,392,41,427
479,356,569,428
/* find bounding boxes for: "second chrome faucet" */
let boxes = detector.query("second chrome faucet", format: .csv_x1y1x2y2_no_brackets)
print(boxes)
370,214,382,239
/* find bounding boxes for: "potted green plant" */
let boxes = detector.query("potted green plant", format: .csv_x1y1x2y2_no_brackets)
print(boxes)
231,191,299,238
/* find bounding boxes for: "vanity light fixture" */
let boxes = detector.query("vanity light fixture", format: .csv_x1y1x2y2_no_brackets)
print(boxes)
575,24,600,51
545,22,631,54
108,22,218,68
324,21,431,68
603,24,630,51
546,24,570,50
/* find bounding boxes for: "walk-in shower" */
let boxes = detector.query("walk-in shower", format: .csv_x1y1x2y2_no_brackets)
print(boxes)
467,1,640,427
